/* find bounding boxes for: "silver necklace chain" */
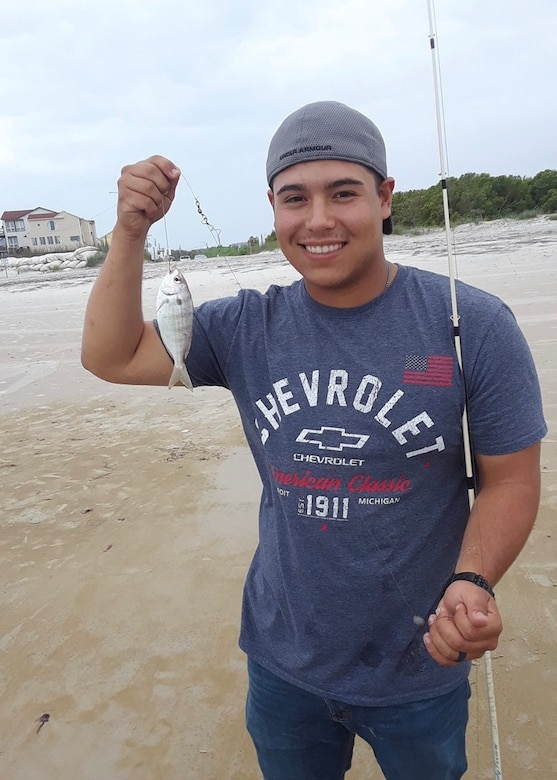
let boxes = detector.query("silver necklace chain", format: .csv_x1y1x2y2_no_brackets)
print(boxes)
384,261,392,291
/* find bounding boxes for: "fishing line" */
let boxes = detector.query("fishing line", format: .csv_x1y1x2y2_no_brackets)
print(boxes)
91,203,118,220
180,173,222,248
427,2,502,778
179,173,243,290
159,193,172,272
159,171,242,289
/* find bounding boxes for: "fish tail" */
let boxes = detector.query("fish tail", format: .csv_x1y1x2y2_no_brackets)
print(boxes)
168,364,194,392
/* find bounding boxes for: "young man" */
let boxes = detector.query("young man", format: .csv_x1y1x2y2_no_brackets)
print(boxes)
82,101,546,779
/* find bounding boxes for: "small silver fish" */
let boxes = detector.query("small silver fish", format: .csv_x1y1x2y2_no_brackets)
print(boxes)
156,267,194,391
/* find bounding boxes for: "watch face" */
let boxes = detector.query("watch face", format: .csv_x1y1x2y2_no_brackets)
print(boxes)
452,572,494,598
443,572,495,599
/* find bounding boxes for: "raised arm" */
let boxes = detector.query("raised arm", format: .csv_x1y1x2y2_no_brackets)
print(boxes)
81,155,180,385
424,441,542,665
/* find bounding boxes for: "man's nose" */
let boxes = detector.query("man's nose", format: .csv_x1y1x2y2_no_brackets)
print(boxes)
306,198,335,231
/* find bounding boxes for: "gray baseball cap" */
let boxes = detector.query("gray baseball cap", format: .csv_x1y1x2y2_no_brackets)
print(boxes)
266,100,393,234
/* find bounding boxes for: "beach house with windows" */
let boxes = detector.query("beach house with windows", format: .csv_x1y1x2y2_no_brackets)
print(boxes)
0,207,97,253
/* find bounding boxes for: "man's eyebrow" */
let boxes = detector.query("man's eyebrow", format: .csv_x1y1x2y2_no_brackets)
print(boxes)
275,183,305,196
275,178,365,197
326,178,365,189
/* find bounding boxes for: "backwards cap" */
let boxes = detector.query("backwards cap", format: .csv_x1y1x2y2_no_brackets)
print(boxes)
266,100,393,234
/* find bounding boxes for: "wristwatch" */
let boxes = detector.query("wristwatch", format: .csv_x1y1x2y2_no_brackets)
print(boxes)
447,572,495,599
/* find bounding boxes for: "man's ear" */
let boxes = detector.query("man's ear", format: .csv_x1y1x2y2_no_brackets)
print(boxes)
267,189,275,208
380,177,395,201
380,177,395,216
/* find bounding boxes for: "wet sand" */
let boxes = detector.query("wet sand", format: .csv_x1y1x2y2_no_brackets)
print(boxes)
1,217,556,779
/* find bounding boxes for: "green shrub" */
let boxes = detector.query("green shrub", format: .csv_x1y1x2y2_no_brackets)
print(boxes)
85,251,107,267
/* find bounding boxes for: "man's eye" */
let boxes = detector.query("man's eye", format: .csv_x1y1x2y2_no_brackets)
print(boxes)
284,195,304,204
334,190,355,199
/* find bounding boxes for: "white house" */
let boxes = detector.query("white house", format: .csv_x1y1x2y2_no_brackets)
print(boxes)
0,207,97,252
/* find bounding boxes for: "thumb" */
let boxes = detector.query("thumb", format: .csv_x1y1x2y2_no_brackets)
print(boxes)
455,597,490,627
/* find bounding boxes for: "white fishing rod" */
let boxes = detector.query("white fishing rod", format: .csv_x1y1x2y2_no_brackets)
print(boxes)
426,3,502,779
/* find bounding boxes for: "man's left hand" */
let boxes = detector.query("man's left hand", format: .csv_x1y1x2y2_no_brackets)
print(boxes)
423,580,502,666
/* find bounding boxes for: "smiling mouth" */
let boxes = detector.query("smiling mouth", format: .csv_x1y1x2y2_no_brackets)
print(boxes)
303,243,345,255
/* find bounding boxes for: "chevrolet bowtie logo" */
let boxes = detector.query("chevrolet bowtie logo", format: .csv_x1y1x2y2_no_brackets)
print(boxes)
296,426,370,452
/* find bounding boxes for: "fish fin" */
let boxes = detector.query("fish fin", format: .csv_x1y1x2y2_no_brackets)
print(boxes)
168,365,194,392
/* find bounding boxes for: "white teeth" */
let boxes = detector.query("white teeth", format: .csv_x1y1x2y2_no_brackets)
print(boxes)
305,244,343,254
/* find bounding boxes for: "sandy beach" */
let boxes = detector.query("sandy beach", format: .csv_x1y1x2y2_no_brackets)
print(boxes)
1,217,556,779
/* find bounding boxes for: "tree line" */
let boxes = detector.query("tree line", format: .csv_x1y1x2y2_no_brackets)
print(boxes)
169,168,557,258
391,169,557,230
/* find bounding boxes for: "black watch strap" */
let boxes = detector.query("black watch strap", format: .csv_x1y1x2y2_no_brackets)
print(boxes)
447,572,495,599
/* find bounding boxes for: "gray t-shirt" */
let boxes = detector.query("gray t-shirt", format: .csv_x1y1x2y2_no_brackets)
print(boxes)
183,263,547,706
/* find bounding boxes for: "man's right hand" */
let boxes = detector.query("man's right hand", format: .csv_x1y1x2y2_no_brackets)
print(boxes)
116,155,181,241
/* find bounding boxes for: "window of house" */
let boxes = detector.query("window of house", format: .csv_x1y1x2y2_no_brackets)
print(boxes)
70,236,80,242
55,236,60,244
48,221,55,230
47,236,54,244
32,238,38,246
8,236,19,248
5,220,24,231
40,237,46,245
6,220,24,231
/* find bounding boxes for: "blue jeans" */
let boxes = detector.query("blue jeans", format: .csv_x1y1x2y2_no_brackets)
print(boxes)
246,659,469,780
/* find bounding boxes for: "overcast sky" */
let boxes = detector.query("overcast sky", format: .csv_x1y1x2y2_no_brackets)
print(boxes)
1,0,555,250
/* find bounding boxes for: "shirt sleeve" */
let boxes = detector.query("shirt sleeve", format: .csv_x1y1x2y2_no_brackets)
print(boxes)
184,293,249,389
466,303,547,455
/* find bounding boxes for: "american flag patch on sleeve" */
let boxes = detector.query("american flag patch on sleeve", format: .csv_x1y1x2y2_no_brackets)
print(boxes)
403,355,454,387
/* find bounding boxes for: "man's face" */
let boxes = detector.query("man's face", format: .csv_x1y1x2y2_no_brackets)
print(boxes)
268,160,394,308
